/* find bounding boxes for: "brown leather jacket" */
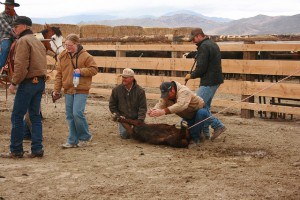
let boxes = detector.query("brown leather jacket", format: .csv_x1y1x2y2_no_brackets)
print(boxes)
54,46,98,94
11,29,47,85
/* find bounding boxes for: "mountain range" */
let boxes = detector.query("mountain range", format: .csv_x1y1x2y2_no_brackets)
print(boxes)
32,11,300,35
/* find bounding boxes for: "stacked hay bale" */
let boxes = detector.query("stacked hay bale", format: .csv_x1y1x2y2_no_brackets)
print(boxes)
80,25,113,38
112,26,144,37
172,27,193,37
143,27,173,36
32,24,44,33
49,24,80,37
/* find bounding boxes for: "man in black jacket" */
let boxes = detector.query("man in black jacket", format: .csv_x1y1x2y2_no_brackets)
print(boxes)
185,28,226,141
109,68,147,139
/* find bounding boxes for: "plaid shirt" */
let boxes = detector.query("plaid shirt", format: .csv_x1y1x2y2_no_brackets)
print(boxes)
0,11,17,41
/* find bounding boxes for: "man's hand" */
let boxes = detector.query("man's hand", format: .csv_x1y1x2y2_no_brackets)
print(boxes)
51,91,61,103
147,108,154,115
185,74,191,81
74,68,80,74
148,109,165,117
8,84,16,94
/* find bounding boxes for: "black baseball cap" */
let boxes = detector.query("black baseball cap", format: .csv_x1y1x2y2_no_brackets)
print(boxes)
188,28,204,42
160,82,172,98
12,16,32,27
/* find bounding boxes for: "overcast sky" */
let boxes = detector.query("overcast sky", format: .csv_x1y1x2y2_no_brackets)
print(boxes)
11,0,300,19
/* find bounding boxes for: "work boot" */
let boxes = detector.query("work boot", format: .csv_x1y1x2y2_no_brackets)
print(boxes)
0,152,24,158
211,126,227,141
62,143,79,149
188,139,200,149
26,150,44,158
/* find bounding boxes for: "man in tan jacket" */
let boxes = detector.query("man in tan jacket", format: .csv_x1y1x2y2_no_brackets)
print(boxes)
148,81,209,148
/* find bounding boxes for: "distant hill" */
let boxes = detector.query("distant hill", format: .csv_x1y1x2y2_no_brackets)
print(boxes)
213,14,300,35
32,14,117,24
32,11,300,35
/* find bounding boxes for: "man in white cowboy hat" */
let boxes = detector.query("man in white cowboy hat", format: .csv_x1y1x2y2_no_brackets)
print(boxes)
109,68,147,139
0,0,19,70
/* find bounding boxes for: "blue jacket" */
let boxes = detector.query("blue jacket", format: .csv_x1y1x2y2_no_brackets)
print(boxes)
191,37,224,86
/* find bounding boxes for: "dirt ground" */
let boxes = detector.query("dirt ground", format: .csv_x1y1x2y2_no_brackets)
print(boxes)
0,90,299,200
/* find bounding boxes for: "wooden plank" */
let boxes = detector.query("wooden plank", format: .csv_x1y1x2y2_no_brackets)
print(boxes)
47,70,300,100
219,43,300,52
219,80,300,99
222,59,300,75
212,99,300,116
241,81,300,99
47,55,300,76
93,57,194,71
82,43,300,52
92,57,300,76
87,88,300,115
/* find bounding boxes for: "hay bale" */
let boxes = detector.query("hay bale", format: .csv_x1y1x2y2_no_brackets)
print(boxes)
113,26,144,37
80,25,113,38
172,27,194,37
49,24,80,37
143,27,173,36
32,24,45,33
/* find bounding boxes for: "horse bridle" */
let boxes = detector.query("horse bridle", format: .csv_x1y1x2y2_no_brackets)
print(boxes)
50,37,64,56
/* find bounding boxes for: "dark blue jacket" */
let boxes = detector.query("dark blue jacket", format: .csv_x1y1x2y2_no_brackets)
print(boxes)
191,37,224,86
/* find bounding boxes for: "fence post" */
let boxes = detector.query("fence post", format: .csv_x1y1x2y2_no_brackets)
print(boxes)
116,42,126,74
241,40,256,118
171,42,178,77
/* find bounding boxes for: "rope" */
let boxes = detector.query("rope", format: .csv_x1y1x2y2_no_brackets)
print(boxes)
188,68,300,129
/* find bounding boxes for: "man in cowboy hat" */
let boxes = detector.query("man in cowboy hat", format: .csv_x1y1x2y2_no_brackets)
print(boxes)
0,0,19,70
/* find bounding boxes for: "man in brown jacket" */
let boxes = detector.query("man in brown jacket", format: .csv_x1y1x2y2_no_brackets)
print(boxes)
148,81,209,148
1,16,47,158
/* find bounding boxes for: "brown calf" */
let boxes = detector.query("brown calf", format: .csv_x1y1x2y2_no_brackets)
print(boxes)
113,115,190,148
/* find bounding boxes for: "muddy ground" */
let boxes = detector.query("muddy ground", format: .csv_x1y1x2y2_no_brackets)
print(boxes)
0,91,299,200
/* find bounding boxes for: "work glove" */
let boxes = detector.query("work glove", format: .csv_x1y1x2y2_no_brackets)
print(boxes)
185,74,191,81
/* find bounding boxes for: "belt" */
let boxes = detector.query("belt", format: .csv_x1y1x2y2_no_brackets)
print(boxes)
22,76,46,83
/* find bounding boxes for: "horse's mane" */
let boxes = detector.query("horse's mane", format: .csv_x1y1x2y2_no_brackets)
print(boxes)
51,27,62,37
40,26,62,37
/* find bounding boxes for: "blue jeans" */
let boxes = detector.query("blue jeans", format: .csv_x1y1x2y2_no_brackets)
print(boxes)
23,119,32,139
118,123,129,139
196,85,224,137
65,94,92,145
0,39,12,69
10,79,45,154
185,108,209,143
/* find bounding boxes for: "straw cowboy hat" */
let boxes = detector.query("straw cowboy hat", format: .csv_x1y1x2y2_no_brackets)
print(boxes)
0,0,20,7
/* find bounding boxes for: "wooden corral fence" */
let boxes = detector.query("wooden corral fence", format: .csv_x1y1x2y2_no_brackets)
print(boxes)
47,41,300,119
